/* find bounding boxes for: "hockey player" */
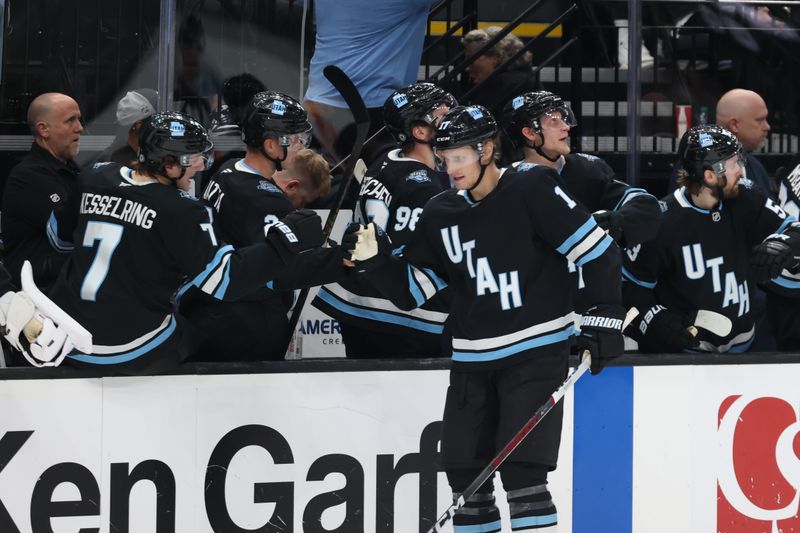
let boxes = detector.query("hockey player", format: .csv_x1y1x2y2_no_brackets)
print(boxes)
45,112,328,373
347,105,624,532
763,158,800,350
622,125,800,353
313,82,456,357
503,91,661,249
182,91,344,361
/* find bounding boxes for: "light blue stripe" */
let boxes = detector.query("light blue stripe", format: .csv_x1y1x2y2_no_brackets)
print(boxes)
621,266,656,289
510,513,558,528
407,266,427,307
728,335,755,353
452,326,574,362
573,366,633,533
776,215,797,235
423,268,448,290
575,234,613,267
178,245,235,299
46,212,74,252
316,289,444,333
557,218,596,255
612,188,650,211
453,519,502,533
772,276,800,289
680,188,712,214
68,317,177,364
213,259,233,299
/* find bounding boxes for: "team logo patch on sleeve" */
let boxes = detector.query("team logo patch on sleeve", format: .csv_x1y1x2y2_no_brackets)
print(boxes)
406,170,431,183
257,180,283,194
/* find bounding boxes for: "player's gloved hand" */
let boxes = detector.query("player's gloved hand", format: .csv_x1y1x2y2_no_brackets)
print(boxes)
750,234,797,283
632,305,699,353
266,209,324,261
349,222,393,272
576,304,626,375
592,210,624,243
0,291,73,367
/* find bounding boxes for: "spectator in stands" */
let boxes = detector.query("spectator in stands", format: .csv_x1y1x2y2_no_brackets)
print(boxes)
174,13,221,128
96,89,158,167
1,92,83,290
460,26,543,118
303,0,431,163
715,88,774,198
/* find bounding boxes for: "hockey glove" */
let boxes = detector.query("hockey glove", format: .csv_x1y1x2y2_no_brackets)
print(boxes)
350,222,393,272
266,209,324,262
593,210,624,243
633,305,699,353
576,304,626,375
0,291,73,367
750,234,798,283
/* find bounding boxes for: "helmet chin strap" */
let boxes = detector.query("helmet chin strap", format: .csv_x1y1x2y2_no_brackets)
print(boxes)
260,145,287,171
700,168,727,204
468,142,492,192
524,129,560,163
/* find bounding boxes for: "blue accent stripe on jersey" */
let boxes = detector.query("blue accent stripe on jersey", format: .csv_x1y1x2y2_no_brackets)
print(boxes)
728,335,755,353
453,519,502,533
68,316,177,364
316,289,444,333
613,188,651,211
679,188,712,214
188,245,235,289
452,325,574,362
776,215,798,235
772,276,800,289
46,212,74,252
510,513,558,529
407,266,427,307
574,234,613,267
573,366,633,533
557,218,596,255
621,266,656,289
424,268,448,290
213,258,233,299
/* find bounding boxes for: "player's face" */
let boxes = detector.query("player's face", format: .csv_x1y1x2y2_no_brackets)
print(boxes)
41,97,84,161
539,111,572,156
436,145,482,189
720,153,744,198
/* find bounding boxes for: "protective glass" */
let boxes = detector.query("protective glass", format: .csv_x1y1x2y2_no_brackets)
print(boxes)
180,145,215,171
278,129,313,150
539,104,577,129
434,145,481,172
722,151,746,175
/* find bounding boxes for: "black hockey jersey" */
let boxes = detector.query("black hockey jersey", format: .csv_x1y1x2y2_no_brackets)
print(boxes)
622,184,800,353
314,149,450,336
46,162,296,366
362,166,621,368
514,153,661,247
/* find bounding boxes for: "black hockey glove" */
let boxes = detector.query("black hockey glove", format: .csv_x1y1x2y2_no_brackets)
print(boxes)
632,305,699,353
349,222,393,272
266,209,324,262
750,235,798,283
576,305,626,375
592,210,624,243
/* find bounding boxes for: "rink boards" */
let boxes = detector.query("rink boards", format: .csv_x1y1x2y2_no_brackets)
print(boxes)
0,363,798,532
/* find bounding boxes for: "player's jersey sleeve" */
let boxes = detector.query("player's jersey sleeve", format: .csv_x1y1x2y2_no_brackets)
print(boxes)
751,180,800,295
46,185,81,254
168,195,297,301
620,234,665,313
524,168,622,308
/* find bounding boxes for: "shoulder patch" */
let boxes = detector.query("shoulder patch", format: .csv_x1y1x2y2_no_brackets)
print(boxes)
658,200,668,212
257,180,283,194
178,190,197,200
92,161,114,170
406,170,431,183
576,153,600,162
516,162,538,172
739,177,754,189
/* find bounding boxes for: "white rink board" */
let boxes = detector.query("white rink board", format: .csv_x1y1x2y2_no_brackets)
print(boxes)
0,369,575,533
633,363,800,533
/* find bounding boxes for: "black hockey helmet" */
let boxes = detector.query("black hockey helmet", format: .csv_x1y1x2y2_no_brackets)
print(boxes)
383,82,458,144
676,124,743,183
138,111,213,171
434,105,498,151
503,91,576,140
241,91,311,148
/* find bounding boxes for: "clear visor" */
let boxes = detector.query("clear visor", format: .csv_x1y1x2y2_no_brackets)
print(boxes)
278,129,313,150
539,105,577,129
434,145,481,171
179,145,214,171
721,152,746,174
423,104,452,128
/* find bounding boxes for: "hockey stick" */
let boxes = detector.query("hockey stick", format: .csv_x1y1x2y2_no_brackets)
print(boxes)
20,260,93,354
427,351,591,533
688,309,733,338
284,66,371,357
